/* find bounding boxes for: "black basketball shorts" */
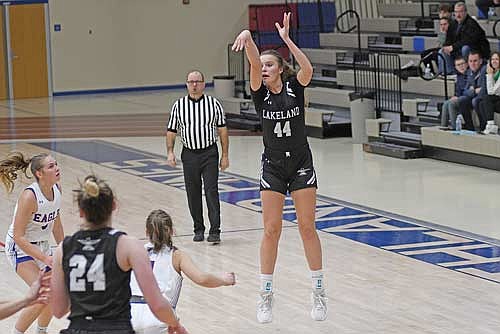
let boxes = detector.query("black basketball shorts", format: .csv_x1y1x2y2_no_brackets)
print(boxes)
259,145,318,195
61,318,135,334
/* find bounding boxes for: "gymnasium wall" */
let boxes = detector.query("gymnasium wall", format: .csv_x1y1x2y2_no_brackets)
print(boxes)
48,0,280,93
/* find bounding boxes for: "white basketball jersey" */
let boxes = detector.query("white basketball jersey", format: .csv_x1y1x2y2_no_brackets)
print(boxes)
7,182,61,242
130,243,183,309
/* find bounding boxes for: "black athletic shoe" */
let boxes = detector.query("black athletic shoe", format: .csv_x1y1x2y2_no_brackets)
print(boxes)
207,234,221,244
193,233,204,242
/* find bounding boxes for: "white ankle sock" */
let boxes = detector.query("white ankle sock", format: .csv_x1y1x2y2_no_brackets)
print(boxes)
37,326,48,334
260,274,273,292
311,269,324,292
13,329,24,334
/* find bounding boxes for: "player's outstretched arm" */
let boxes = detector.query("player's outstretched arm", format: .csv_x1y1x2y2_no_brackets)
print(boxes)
176,250,236,288
232,29,262,91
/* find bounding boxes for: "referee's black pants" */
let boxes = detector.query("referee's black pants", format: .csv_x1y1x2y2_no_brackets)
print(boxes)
181,144,221,236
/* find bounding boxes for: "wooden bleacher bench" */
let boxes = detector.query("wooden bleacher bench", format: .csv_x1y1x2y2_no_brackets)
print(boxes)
319,32,379,49
219,97,252,116
305,87,351,108
421,126,500,158
305,107,335,128
366,118,392,138
402,98,430,117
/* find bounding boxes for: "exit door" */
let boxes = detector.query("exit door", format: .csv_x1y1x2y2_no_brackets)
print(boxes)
8,3,49,99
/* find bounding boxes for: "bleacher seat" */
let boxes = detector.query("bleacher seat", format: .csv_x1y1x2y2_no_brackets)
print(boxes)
249,3,298,31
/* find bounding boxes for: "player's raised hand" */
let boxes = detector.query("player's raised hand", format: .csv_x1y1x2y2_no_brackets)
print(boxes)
232,30,252,52
275,12,291,41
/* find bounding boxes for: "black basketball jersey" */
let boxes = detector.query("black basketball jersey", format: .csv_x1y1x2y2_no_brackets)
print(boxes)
251,76,308,151
62,227,131,321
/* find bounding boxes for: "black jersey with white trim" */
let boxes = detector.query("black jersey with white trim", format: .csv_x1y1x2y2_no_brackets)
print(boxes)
251,76,308,151
62,227,131,321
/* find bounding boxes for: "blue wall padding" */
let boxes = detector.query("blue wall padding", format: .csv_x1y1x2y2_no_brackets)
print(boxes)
413,37,425,52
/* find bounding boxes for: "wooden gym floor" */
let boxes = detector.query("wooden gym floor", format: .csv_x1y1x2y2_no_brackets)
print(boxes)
0,90,499,333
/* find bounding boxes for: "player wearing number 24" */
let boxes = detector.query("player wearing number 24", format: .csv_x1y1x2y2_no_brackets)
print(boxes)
232,12,327,324
50,175,188,334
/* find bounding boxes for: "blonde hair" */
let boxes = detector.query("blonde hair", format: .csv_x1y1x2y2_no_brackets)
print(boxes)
75,175,114,226
0,152,49,193
146,209,174,252
261,49,296,82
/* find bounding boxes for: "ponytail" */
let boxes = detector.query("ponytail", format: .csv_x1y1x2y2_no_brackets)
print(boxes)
0,152,48,193
75,175,114,226
146,209,174,252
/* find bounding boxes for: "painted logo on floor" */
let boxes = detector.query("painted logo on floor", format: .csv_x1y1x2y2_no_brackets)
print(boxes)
34,140,500,284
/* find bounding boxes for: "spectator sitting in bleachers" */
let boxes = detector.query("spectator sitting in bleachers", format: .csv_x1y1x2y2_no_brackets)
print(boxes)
440,2,490,74
438,16,457,74
459,51,487,130
438,3,457,27
441,56,469,129
477,52,500,130
475,0,500,19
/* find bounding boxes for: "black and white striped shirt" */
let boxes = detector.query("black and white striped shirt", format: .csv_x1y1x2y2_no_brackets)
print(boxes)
167,94,226,150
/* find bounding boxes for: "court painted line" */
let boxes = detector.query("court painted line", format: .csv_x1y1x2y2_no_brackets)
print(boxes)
32,140,500,284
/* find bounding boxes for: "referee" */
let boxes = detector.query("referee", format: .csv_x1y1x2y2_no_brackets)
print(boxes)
166,70,229,244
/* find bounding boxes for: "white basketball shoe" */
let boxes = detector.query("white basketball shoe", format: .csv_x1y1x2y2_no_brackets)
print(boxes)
311,291,328,321
257,291,274,323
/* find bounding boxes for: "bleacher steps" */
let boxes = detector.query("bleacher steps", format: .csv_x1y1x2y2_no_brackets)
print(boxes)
319,32,379,49
219,97,260,131
336,70,455,97
306,87,352,108
366,118,392,138
363,141,424,159
401,36,438,52
381,131,422,148
378,3,437,18
368,43,404,52
401,120,440,134
402,98,430,117
401,35,500,53
305,107,351,138
310,76,337,88
225,114,260,131
219,97,253,116
303,48,345,65
359,18,409,34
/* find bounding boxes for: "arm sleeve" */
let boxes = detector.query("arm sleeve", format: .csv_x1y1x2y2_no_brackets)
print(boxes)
214,98,226,127
167,100,179,133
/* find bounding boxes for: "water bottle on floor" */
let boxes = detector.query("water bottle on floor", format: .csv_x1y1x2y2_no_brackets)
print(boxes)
424,64,432,79
455,114,463,132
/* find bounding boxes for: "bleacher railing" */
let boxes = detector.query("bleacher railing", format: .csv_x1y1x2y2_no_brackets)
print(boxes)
353,52,402,117
335,0,440,25
227,44,246,97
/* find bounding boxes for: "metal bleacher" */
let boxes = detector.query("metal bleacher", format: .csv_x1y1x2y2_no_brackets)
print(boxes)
222,0,499,157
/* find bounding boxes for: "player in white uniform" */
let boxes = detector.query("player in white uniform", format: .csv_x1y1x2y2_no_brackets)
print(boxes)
0,152,64,334
130,209,236,334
